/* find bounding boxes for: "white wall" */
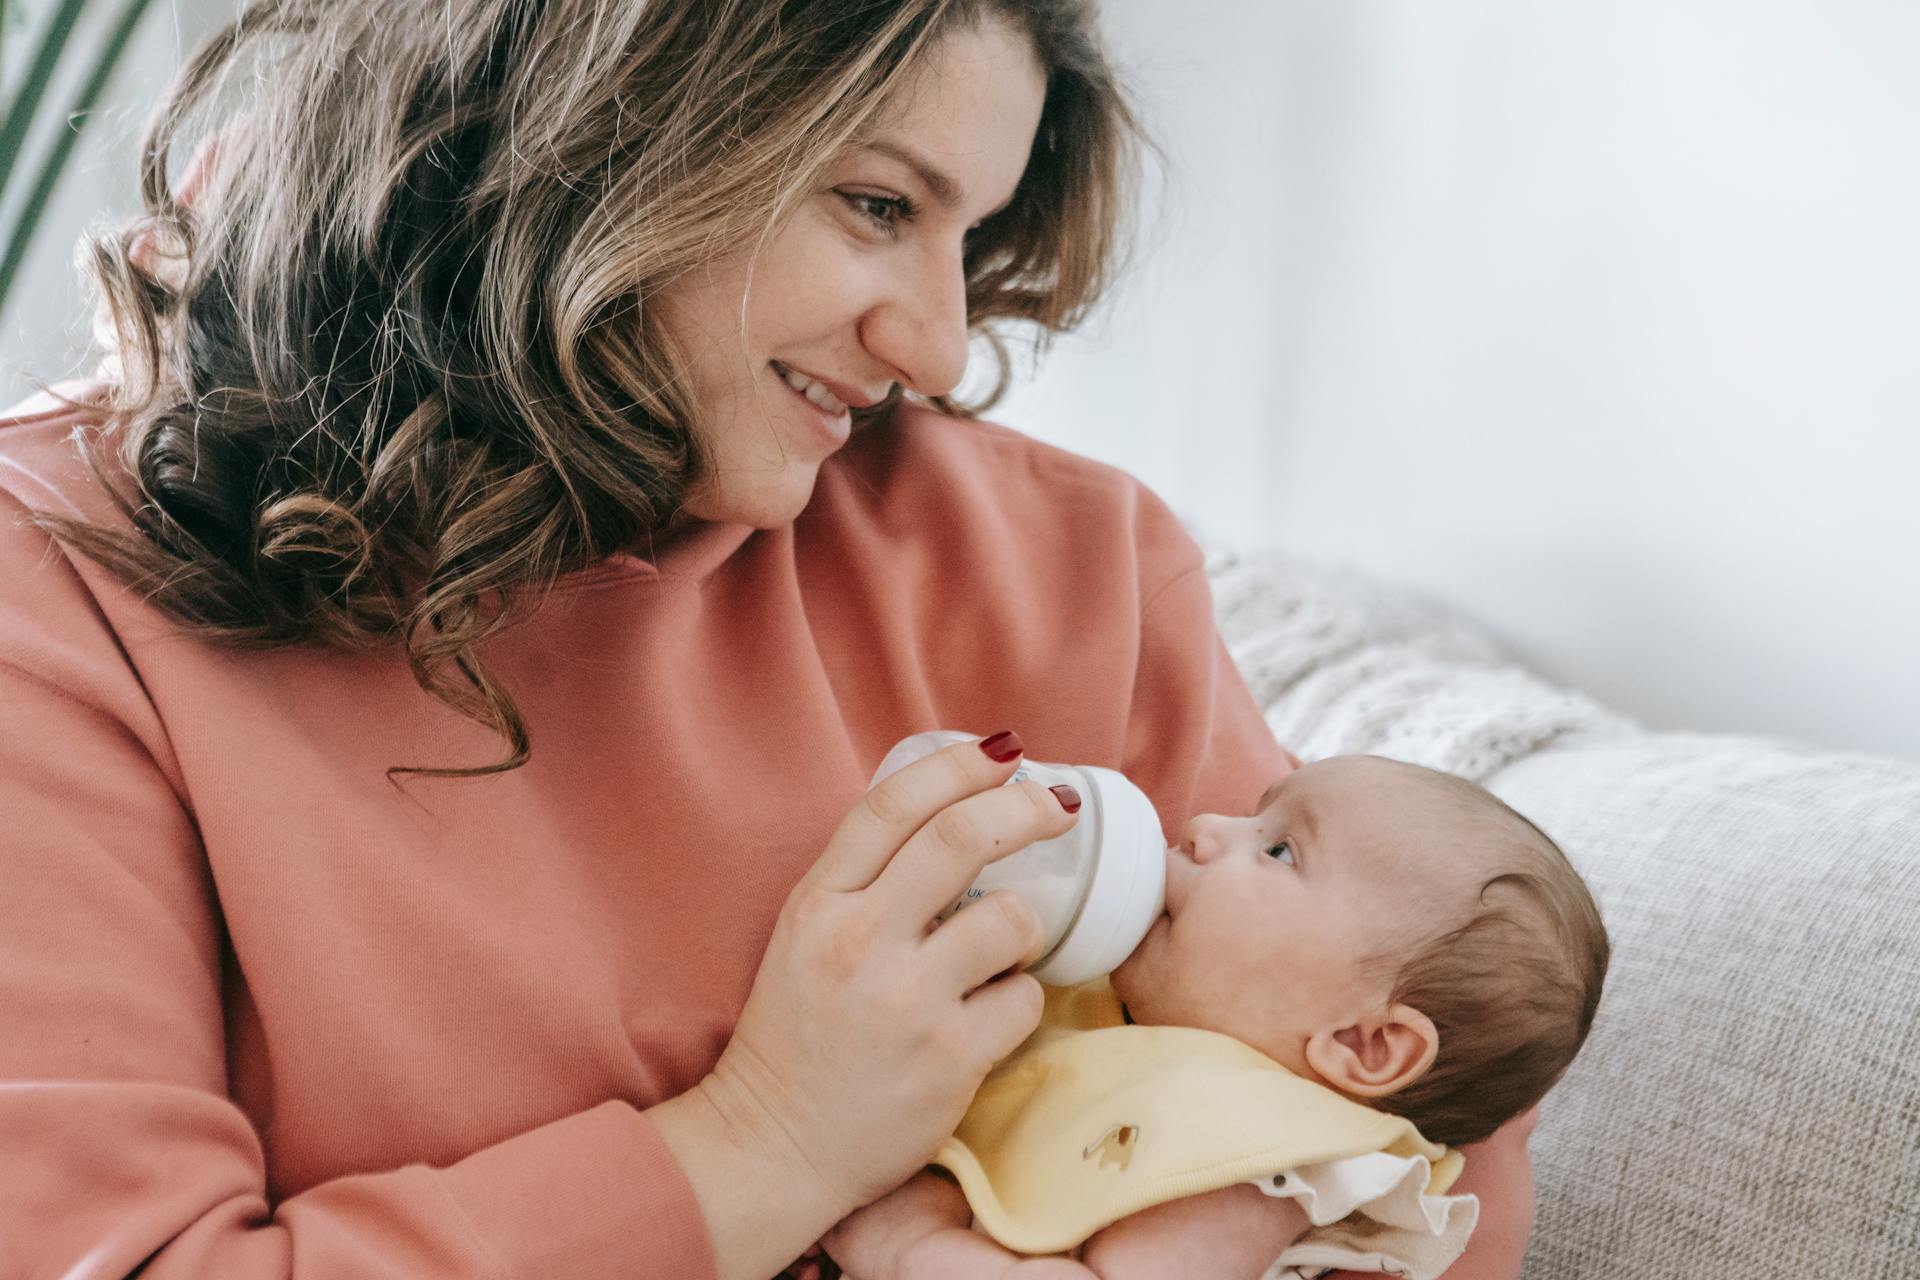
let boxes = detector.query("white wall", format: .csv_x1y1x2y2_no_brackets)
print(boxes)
995,0,1920,760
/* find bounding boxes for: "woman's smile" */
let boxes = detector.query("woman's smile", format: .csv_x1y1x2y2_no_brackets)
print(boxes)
651,15,1046,530
770,361,855,447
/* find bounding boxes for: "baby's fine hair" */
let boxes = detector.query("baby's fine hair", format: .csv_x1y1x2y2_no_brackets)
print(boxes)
1367,767,1610,1147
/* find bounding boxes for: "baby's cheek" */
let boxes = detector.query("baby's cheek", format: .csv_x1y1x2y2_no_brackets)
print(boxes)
1111,930,1158,1003
1123,930,1191,1016
1108,963,1145,1020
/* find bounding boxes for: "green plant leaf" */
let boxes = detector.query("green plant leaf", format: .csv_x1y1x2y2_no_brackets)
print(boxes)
0,0,92,201
0,0,158,318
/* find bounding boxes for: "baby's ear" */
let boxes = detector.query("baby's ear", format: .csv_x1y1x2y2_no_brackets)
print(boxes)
1303,1004,1438,1099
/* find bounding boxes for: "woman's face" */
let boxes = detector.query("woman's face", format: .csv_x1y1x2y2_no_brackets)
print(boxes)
654,17,1048,528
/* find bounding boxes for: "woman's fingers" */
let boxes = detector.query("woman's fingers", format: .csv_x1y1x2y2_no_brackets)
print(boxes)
820,1169,972,1280
703,731,1071,1222
876,777,1078,928
805,732,1025,896
959,969,1049,1066
919,888,1047,993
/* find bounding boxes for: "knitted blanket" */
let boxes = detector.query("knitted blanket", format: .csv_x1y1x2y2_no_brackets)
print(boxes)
1202,545,1637,779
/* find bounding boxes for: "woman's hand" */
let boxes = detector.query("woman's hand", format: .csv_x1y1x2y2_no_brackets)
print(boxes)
826,1170,1098,1280
711,729,1076,1208
1078,1183,1306,1280
822,1168,972,1280
655,730,1079,1280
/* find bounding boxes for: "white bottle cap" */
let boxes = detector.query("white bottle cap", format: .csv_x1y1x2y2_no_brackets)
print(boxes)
1028,765,1167,987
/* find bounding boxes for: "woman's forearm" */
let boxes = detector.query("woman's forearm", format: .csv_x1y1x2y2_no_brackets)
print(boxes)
650,1077,850,1280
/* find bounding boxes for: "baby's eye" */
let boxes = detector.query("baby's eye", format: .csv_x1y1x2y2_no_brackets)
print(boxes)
1264,841,1295,866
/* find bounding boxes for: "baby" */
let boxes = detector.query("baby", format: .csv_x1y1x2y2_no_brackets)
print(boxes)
818,753,1610,1280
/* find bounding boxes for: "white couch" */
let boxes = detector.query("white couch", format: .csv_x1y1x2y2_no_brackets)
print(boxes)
1203,546,1920,1277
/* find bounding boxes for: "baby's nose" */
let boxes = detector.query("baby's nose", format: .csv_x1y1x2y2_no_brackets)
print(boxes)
1182,814,1230,863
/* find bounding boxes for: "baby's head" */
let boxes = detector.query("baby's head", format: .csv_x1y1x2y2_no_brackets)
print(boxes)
1110,754,1608,1146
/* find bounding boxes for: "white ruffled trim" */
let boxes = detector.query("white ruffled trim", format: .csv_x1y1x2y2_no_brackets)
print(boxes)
1247,1151,1479,1280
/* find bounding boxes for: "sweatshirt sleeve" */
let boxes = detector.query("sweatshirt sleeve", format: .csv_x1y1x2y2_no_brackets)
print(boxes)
0,487,717,1280
1114,510,1293,842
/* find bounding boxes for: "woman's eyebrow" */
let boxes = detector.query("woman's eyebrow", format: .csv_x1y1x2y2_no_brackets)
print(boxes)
856,140,963,209
852,138,1017,220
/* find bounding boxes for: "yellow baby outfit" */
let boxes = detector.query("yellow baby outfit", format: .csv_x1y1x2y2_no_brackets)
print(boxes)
933,981,1466,1258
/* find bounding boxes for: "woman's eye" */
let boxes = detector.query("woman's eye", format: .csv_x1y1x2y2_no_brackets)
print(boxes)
1264,841,1295,866
841,191,915,236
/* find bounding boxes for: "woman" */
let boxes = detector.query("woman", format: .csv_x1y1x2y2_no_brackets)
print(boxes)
0,1,1535,1276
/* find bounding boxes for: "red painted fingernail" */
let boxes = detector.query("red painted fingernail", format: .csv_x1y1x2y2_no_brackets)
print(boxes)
980,730,1024,762
1050,784,1082,813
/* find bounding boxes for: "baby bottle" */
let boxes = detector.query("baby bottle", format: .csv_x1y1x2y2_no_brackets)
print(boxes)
870,730,1167,987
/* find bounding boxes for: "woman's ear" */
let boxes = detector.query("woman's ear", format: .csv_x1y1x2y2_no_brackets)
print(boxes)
1303,1003,1438,1098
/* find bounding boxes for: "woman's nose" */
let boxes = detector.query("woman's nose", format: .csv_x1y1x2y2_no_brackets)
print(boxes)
859,242,970,398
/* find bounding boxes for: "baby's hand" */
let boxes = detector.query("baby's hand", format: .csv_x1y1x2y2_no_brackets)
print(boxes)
822,1169,972,1280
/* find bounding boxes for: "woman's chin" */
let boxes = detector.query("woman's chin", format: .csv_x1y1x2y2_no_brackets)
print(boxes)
681,469,821,528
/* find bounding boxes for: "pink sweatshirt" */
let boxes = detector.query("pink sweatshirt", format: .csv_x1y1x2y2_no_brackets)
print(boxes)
0,386,1293,1278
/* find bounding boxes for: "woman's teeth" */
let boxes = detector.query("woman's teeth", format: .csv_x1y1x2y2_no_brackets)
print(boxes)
775,362,849,416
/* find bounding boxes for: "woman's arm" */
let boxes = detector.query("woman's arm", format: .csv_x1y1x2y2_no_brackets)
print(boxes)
0,647,1055,1280
823,1170,1096,1280
897,1232,1100,1280
1078,1184,1308,1280
824,1176,1310,1280
0,483,738,1278
0,473,1074,1279
1076,1122,1531,1280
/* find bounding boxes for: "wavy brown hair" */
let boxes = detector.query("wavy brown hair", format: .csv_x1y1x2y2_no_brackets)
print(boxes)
24,0,1143,778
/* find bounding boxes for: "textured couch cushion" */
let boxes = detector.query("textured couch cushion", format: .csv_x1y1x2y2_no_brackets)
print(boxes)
1494,737,1920,1278
1204,546,1920,1277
